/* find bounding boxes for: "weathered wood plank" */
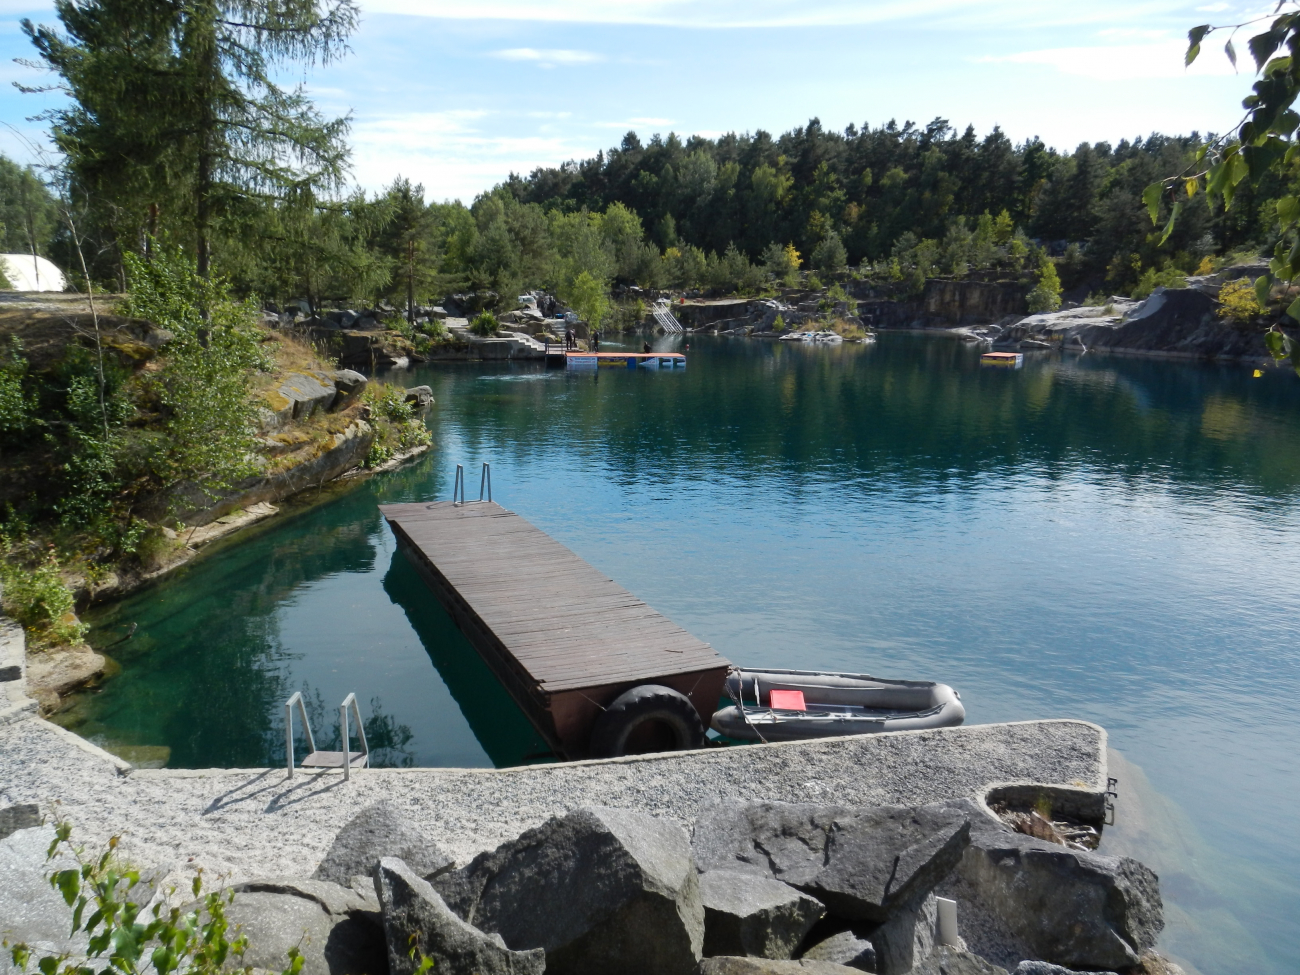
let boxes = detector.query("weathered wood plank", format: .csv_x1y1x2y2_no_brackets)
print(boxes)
381,500,730,757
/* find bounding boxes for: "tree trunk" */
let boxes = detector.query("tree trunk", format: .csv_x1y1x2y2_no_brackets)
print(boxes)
407,238,415,324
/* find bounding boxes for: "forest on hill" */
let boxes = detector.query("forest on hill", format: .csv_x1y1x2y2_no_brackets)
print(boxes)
6,118,1281,313
0,0,1291,316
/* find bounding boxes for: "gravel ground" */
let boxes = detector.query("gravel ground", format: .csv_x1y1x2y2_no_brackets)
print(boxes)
0,714,1104,886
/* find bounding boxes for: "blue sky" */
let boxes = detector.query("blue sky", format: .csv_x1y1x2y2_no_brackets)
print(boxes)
0,1,1267,204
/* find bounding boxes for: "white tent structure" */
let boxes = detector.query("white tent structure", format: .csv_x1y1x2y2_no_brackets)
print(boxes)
0,254,67,292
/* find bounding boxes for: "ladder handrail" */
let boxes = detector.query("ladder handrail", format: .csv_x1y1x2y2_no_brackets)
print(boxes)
453,462,491,506
652,299,684,333
340,692,369,781
285,691,315,779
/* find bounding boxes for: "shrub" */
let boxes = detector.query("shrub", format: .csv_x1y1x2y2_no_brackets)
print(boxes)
469,311,499,336
6,821,307,975
0,338,34,452
1025,259,1062,313
366,383,414,423
772,313,786,332
0,550,87,648
1132,265,1187,300
1218,278,1263,323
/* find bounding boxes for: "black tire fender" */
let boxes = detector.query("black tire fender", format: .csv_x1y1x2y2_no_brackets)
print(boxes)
589,684,706,758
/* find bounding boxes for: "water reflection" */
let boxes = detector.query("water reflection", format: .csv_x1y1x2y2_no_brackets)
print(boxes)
380,550,552,766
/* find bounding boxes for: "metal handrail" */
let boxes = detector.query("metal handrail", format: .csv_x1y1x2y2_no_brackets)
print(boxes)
653,299,685,333
453,462,491,506
340,692,369,781
285,691,315,779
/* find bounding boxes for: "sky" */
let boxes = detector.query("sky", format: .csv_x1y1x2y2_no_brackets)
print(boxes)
0,1,1274,204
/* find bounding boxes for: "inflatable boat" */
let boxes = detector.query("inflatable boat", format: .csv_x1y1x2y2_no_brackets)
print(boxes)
711,667,965,742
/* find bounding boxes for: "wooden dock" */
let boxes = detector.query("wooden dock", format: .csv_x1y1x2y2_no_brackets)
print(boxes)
380,501,730,759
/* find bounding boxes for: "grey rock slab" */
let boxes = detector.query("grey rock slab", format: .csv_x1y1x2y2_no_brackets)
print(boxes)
915,946,1009,975
224,877,386,975
403,386,434,410
799,930,876,971
869,892,936,975
329,370,368,411
0,825,84,975
278,371,337,420
958,826,1161,971
700,869,825,959
692,801,970,922
0,802,41,840
434,805,703,975
1011,964,1117,975
373,857,544,975
699,957,866,975
314,800,453,887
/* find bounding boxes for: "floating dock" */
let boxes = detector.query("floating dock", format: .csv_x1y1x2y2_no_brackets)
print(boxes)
546,350,687,370
380,501,729,759
980,351,1024,367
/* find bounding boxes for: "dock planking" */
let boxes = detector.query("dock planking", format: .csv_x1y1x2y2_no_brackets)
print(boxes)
381,500,730,759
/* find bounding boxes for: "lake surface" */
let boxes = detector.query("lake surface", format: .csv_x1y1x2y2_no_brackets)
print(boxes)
72,334,1300,975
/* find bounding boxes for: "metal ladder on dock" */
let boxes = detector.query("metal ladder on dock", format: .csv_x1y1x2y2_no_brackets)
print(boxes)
285,692,369,779
652,299,684,333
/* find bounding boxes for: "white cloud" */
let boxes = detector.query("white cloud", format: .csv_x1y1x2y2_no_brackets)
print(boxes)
491,47,604,64
348,110,593,201
980,39,1241,80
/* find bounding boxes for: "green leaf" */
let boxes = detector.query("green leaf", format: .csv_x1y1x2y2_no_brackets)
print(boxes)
1160,202,1182,245
1266,329,1288,358
1256,273,1273,309
1142,182,1163,224
1250,28,1284,69
1187,24,1212,65
1185,178,1198,198
1226,38,1237,69
1289,299,1300,323
53,870,80,907
1277,196,1300,225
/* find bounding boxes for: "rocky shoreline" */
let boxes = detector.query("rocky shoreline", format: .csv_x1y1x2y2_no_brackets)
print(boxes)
0,672,1185,975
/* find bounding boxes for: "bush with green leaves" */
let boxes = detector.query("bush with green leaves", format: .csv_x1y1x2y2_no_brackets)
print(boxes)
123,248,271,505
0,337,35,453
0,547,86,648
1132,264,1187,300
469,311,499,336
5,822,304,975
1026,258,1063,314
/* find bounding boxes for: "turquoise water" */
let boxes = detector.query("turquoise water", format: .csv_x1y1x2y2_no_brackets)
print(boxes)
74,334,1300,974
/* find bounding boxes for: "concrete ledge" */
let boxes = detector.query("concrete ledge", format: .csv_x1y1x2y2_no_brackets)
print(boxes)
0,620,37,724
0,715,1104,887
